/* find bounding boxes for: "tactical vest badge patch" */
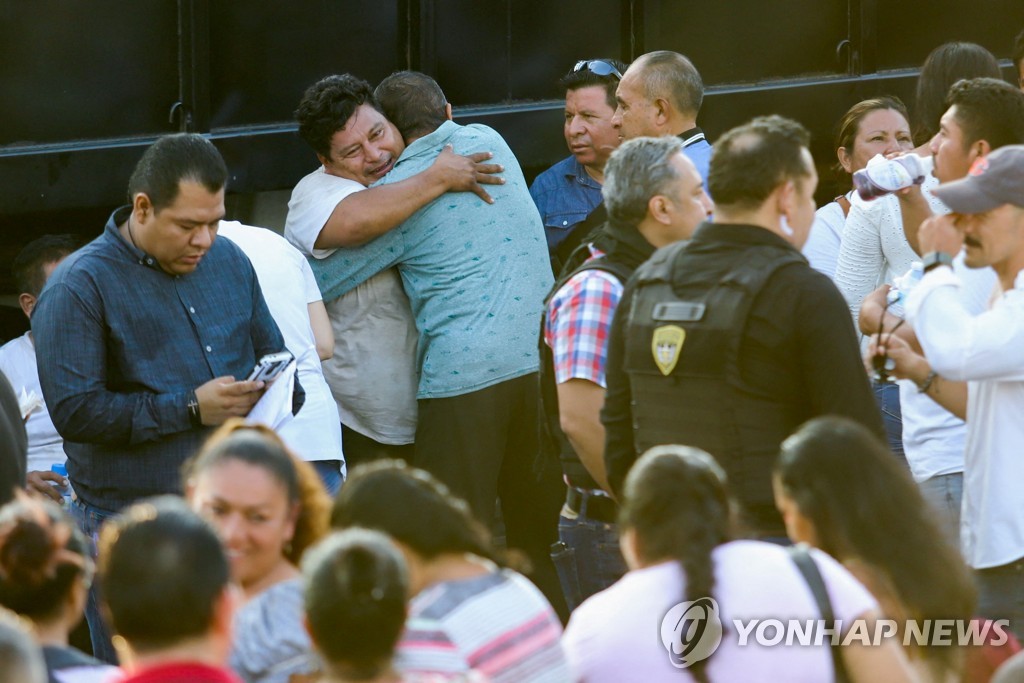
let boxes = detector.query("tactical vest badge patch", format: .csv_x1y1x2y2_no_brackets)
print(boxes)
652,325,685,376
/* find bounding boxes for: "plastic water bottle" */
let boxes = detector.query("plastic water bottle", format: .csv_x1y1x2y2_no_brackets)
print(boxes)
50,463,73,507
853,154,933,201
886,261,925,316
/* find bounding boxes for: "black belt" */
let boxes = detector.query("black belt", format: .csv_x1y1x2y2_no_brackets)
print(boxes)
565,487,619,524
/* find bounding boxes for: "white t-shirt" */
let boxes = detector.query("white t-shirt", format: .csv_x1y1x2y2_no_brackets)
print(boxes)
563,540,877,683
0,332,65,472
218,221,343,465
802,197,847,279
284,167,418,444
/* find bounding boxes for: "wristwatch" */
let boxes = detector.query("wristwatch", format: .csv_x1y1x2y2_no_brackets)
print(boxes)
921,251,954,273
187,391,202,428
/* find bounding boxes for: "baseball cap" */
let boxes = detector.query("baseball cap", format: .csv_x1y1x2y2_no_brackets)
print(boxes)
932,144,1024,214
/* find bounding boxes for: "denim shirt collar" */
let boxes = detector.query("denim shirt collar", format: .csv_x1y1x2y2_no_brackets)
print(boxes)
568,158,601,190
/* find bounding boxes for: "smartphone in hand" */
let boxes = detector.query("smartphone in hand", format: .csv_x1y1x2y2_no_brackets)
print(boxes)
246,351,294,383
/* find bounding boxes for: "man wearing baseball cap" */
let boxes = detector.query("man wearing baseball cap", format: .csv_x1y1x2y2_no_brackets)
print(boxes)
891,144,1024,640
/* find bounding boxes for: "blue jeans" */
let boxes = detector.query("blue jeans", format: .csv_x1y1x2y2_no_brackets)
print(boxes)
872,381,907,467
551,490,627,613
68,497,120,664
976,556,1024,642
918,472,962,550
311,459,344,497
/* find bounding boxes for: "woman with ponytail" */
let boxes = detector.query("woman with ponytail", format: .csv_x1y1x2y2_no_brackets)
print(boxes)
0,497,117,682
184,420,331,683
562,445,915,683
330,460,569,683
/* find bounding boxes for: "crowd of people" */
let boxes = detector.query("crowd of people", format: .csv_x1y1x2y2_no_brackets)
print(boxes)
1,28,1024,683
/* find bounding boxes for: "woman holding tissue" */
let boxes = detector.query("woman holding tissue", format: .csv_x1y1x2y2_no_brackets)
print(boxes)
185,420,331,683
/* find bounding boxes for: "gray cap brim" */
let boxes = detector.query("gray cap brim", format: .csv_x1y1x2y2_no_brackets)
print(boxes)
931,177,1005,214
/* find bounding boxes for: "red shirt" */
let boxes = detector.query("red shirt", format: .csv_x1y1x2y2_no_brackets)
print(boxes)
119,661,242,683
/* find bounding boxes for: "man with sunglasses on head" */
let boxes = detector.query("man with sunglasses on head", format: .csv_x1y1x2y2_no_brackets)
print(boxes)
612,50,713,183
548,51,714,272
530,58,626,258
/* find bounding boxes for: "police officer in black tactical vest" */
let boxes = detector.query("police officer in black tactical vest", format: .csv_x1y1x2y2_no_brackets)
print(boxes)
602,115,885,536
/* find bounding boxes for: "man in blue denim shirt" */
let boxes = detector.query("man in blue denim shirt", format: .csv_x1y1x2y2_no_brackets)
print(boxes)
529,59,626,254
32,134,288,661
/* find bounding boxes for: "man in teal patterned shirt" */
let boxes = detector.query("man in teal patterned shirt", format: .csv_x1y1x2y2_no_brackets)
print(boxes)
310,71,565,614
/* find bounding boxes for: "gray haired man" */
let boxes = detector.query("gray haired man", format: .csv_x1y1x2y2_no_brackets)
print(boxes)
540,136,711,611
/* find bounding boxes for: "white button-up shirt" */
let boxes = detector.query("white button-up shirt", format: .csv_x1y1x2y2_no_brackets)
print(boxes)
907,266,1024,568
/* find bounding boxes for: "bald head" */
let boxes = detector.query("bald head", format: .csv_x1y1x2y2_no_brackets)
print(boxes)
633,51,704,116
613,51,705,140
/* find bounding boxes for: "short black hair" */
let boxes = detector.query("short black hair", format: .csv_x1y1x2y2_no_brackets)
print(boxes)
558,58,628,110
296,74,379,159
98,496,229,653
127,134,228,212
947,78,1024,151
708,115,812,210
12,234,76,297
375,71,448,141
303,529,408,677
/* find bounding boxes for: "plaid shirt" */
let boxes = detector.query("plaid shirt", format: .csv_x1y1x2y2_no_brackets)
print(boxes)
544,247,624,388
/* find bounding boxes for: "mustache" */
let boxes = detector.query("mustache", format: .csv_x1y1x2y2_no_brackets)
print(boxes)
964,236,982,248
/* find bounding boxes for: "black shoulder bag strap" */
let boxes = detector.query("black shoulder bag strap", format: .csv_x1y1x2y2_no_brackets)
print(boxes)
788,545,850,683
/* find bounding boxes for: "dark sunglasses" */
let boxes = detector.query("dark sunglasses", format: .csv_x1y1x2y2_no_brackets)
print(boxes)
573,59,623,80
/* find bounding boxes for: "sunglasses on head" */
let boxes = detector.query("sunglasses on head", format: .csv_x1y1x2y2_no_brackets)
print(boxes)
573,59,623,80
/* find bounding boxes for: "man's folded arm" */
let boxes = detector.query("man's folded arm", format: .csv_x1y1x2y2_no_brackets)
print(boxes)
34,283,193,446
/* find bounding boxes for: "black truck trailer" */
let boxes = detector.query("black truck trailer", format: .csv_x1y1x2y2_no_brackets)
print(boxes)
2,0,1022,337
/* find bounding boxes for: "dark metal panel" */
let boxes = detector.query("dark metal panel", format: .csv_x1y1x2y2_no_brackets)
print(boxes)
175,0,212,132
509,0,626,101
430,0,511,105
875,0,1024,70
641,0,850,83
206,0,402,129
0,1,179,145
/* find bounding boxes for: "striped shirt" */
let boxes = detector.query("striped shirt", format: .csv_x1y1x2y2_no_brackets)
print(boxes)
397,569,569,683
